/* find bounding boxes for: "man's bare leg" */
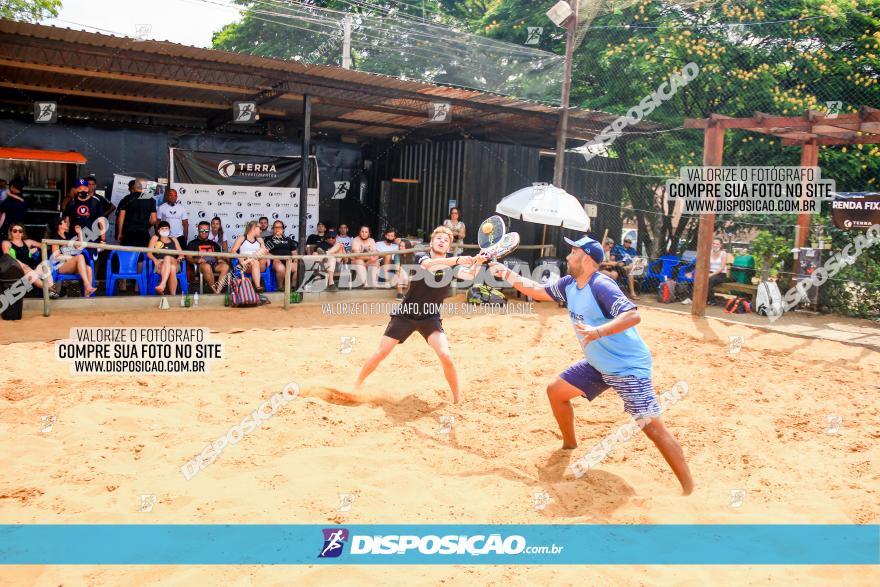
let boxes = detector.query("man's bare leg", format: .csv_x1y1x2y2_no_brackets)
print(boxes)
426,331,460,403
546,378,583,449
641,417,694,495
627,272,639,298
354,336,399,390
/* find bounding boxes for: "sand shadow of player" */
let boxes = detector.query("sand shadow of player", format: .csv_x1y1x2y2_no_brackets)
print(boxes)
534,449,636,518
376,394,444,426
306,387,443,425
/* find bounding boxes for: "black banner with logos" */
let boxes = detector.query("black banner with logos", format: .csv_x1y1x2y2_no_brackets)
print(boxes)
171,149,318,188
831,193,880,230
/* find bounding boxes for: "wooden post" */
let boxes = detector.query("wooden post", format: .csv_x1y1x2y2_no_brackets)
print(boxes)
41,243,50,317
792,140,819,278
691,123,725,316
284,257,292,309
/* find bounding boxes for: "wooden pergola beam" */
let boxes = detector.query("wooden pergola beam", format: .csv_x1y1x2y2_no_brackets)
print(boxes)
685,110,877,134
781,135,880,146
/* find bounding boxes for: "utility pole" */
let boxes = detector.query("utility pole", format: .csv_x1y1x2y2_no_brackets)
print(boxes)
552,1,579,189
342,15,352,69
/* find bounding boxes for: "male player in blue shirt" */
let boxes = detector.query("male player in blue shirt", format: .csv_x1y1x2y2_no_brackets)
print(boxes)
490,235,693,495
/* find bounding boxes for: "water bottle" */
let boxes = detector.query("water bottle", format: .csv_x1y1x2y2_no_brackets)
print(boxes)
193,293,199,307
224,290,230,307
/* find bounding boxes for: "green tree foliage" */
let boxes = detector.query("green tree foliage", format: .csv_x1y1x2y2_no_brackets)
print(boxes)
475,2,878,281
2,0,61,21
213,1,453,66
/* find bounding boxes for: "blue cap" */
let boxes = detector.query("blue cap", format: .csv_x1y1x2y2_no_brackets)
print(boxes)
564,235,605,265
75,179,89,188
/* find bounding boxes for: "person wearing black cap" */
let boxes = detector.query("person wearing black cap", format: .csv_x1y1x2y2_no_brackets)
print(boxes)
489,235,693,495
0,177,27,238
63,179,106,244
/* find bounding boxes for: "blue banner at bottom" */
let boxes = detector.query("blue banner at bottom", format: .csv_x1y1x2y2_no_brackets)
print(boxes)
0,525,877,565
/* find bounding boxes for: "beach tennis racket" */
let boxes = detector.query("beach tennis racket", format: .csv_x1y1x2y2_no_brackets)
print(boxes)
458,216,520,279
477,215,507,250
477,231,520,261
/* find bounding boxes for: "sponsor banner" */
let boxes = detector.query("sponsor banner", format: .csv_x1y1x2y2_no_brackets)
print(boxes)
173,183,318,243
171,149,318,188
0,525,875,564
831,192,880,230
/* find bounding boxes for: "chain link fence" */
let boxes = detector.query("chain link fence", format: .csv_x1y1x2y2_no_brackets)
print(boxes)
557,4,880,319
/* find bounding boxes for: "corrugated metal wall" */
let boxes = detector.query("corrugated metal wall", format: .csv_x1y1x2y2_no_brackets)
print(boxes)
380,139,631,262
395,141,466,231
391,139,543,239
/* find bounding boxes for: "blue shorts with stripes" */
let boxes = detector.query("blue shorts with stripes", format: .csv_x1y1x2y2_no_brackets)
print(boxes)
560,360,662,419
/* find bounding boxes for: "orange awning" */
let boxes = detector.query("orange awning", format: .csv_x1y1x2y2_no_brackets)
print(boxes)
0,147,87,164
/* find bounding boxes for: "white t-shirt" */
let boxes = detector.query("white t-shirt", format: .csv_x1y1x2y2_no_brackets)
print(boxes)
157,202,188,238
376,240,399,253
376,240,399,262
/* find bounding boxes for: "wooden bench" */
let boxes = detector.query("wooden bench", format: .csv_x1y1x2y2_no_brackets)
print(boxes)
714,282,758,301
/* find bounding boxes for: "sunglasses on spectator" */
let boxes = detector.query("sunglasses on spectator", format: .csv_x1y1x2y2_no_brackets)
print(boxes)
198,229,209,233
11,228,23,233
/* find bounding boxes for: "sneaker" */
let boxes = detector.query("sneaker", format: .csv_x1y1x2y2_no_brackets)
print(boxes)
328,283,339,292
395,292,405,301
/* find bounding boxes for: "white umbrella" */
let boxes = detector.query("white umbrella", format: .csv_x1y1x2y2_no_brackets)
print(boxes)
495,183,591,231
495,183,591,249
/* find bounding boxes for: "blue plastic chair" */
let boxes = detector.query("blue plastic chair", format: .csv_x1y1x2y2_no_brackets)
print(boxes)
146,257,188,295
677,251,697,285
106,250,148,296
52,248,96,297
641,255,681,292
230,258,275,292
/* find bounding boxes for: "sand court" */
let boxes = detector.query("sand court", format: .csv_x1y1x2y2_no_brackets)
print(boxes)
0,300,878,584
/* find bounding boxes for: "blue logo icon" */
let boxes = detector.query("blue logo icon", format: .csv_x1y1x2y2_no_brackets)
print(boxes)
318,528,348,558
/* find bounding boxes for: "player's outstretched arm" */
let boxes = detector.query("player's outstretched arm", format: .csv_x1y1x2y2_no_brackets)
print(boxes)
420,256,479,272
488,262,554,302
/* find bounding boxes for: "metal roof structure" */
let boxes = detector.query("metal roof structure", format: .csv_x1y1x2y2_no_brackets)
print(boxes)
0,20,656,148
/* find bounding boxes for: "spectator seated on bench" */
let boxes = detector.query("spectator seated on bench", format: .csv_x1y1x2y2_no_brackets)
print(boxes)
312,230,346,291
599,238,639,299
230,220,269,293
186,221,230,294
262,220,298,292
350,225,380,288
376,227,404,290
